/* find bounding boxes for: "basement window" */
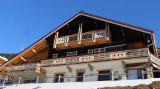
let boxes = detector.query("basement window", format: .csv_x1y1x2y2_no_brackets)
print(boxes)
25,80,36,83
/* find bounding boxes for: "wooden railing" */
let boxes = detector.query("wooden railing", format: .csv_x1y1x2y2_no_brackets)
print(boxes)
4,63,40,72
55,29,106,45
41,48,149,67
150,53,160,69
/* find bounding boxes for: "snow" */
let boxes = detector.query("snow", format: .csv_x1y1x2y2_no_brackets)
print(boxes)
0,56,8,61
4,78,160,89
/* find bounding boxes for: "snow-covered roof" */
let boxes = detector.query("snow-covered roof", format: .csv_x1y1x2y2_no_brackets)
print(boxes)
0,56,8,61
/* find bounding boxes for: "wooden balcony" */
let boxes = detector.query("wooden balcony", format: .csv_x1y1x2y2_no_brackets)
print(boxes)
41,48,149,67
54,29,111,50
4,63,40,72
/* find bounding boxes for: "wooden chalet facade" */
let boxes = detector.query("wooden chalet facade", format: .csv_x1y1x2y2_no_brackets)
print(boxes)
0,11,160,84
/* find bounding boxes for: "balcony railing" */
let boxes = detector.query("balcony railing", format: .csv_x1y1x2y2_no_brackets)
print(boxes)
4,63,40,72
41,48,149,67
54,29,111,50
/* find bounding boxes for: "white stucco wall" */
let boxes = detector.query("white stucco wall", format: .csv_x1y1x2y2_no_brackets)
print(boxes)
43,58,148,83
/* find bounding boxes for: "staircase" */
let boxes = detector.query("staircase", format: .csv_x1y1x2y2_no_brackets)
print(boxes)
150,53,160,69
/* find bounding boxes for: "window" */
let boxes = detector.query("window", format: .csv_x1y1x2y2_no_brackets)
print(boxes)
76,72,84,82
94,48,105,53
53,54,58,59
99,48,105,53
127,69,143,80
88,49,93,54
73,51,78,56
98,70,111,81
105,48,112,52
67,52,72,57
54,73,65,83
94,48,99,53
25,80,36,83
115,47,123,51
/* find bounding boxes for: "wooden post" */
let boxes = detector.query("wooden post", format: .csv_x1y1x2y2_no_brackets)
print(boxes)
83,74,85,82
36,76,39,83
58,75,61,83
18,77,21,85
124,73,127,80
105,23,109,40
92,32,96,42
142,70,144,80
2,79,5,89
77,23,82,45
111,71,114,81
64,36,68,47
53,32,59,49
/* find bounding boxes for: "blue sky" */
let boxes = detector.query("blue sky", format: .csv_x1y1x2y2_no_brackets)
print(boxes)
0,0,160,53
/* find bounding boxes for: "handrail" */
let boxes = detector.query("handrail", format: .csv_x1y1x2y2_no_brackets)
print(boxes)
56,29,106,44
41,48,149,67
4,63,40,72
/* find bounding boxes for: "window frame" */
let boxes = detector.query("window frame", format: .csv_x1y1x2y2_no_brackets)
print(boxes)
97,69,112,81
76,72,85,82
52,54,58,59
67,52,72,57
54,72,65,83
73,51,78,56
126,68,145,80
24,80,36,83
88,49,93,54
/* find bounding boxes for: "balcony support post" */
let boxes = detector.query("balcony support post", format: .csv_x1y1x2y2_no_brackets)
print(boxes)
18,77,21,85
36,76,39,83
105,23,110,40
77,23,82,45
53,32,59,49
92,31,96,43
64,36,68,47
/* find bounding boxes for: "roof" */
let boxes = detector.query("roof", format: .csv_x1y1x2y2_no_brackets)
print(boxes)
0,11,157,70
0,56,8,61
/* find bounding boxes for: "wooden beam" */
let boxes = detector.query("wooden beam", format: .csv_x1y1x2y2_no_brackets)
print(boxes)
20,56,27,61
32,49,37,53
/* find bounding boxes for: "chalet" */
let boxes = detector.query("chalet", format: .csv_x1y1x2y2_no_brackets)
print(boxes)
0,11,160,84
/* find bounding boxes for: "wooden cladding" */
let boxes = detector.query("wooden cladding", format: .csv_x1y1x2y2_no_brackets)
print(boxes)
127,42,145,49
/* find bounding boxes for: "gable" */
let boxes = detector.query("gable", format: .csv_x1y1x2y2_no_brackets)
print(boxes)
0,11,157,71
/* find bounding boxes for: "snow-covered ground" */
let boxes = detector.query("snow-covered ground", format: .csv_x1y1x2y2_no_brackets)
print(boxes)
4,78,160,89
